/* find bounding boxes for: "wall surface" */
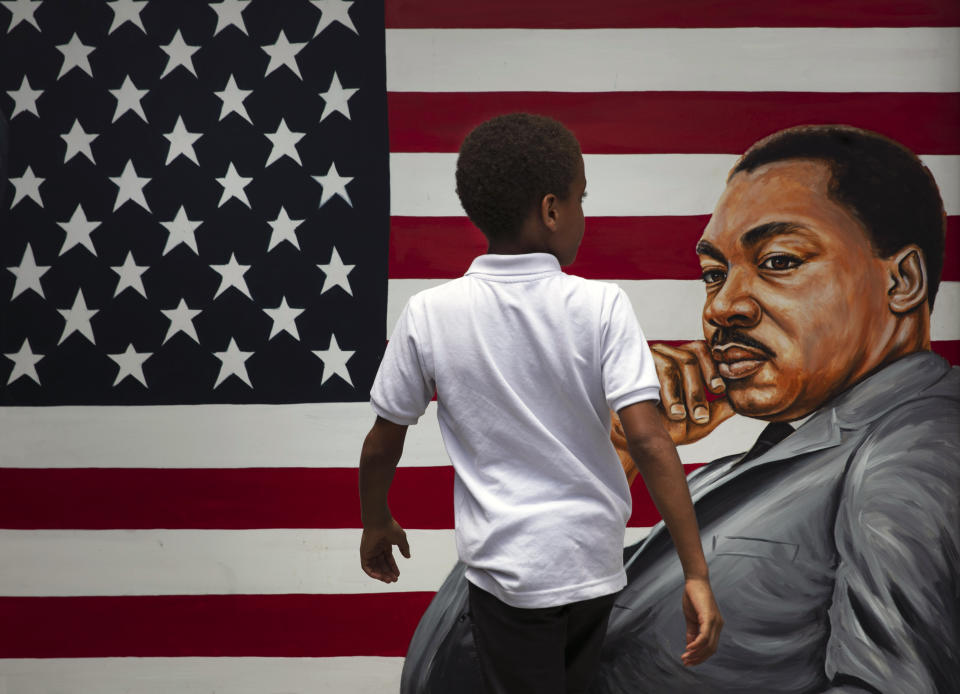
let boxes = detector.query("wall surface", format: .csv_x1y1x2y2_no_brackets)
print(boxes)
1,0,958,691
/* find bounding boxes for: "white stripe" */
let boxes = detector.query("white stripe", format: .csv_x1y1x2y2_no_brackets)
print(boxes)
386,28,960,93
0,527,651,596
390,153,960,217
0,399,763,469
0,657,403,694
922,155,960,216
933,280,960,340
388,279,960,342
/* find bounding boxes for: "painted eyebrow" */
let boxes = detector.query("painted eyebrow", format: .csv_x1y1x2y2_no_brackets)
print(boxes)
740,221,808,248
695,239,725,264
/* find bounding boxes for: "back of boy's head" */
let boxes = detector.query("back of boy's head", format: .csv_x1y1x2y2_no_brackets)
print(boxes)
455,113,582,242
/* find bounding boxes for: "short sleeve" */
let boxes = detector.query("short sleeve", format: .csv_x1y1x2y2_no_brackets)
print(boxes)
369,299,436,425
600,287,661,412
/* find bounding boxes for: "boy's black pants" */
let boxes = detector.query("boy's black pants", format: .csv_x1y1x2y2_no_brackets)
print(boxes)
467,581,617,694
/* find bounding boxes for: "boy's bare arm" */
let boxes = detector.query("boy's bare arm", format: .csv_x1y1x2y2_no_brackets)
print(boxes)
617,400,724,666
358,416,411,583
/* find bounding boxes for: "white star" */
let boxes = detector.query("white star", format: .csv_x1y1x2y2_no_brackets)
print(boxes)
216,162,252,208
264,118,304,166
311,0,357,36
110,159,151,212
160,29,200,78
263,297,304,340
160,205,202,255
108,344,152,387
111,251,149,298
211,253,252,299
318,247,355,295
57,289,98,345
214,74,252,123
313,334,354,386
262,29,306,79
56,33,95,79
3,338,43,386
210,0,249,36
161,298,202,344
213,337,254,388
60,119,97,163
9,165,44,208
267,206,304,251
107,0,147,34
6,244,49,299
163,115,201,165
6,75,42,118
2,0,41,32
319,71,358,122
56,204,100,256
313,162,353,208
109,75,149,122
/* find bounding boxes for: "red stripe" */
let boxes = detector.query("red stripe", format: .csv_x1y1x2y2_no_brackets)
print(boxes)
0,593,433,657
389,216,707,280
384,0,960,28
388,92,960,155
0,464,701,530
944,217,959,282
390,216,960,282
932,340,960,366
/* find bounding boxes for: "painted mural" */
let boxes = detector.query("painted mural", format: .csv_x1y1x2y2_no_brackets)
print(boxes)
0,1,957,692
400,127,960,693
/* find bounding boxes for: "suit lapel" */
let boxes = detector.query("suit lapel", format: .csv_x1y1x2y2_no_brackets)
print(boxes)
691,409,842,501
625,410,842,567
625,353,951,569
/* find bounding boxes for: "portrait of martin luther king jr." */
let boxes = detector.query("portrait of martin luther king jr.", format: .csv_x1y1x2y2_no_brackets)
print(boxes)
400,125,960,694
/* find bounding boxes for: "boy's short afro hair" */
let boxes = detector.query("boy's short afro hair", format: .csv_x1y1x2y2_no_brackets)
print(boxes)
455,113,582,241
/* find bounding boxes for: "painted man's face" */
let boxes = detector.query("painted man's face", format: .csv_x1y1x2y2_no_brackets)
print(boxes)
697,159,894,421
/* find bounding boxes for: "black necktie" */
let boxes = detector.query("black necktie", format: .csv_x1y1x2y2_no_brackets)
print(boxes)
738,421,795,465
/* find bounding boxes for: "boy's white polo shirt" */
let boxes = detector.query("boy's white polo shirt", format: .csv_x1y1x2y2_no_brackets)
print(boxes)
370,253,660,608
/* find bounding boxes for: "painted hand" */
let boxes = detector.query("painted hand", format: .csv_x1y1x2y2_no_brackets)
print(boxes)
360,518,411,583
652,341,735,445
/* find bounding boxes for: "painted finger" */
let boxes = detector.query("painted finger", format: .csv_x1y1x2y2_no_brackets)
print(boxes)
687,340,724,394
654,344,708,423
651,347,686,420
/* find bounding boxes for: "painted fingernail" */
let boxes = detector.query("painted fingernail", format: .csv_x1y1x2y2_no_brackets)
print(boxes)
693,407,709,423
670,404,686,418
710,378,725,391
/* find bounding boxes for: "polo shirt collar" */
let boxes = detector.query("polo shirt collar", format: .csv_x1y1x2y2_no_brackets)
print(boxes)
465,253,561,278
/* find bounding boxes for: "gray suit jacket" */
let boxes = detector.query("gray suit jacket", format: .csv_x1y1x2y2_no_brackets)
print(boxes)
400,352,960,694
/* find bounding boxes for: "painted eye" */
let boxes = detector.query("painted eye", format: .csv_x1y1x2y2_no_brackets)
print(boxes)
759,254,802,271
701,268,726,284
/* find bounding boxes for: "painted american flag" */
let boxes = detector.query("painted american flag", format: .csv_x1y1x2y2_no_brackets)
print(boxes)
0,0,957,691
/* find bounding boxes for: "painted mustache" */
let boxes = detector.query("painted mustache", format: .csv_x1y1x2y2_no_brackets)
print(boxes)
709,328,777,359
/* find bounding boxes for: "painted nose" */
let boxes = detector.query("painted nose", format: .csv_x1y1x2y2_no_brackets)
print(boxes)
703,269,762,328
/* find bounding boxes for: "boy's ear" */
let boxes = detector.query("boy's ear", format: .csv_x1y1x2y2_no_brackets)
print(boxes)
540,193,559,230
885,245,927,313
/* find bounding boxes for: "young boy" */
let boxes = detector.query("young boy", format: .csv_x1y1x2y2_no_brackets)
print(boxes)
359,113,721,692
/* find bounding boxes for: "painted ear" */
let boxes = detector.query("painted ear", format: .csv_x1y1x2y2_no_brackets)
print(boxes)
887,245,928,313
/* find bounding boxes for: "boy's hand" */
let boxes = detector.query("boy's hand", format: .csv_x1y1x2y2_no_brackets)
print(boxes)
681,577,723,666
360,518,411,583
651,341,735,445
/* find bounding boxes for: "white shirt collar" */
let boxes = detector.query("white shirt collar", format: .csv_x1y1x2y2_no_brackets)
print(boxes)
465,253,561,278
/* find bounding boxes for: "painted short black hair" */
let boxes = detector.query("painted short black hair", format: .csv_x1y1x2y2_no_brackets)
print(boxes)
731,124,947,308
455,113,582,241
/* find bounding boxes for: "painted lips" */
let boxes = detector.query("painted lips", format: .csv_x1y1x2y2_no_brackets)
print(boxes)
712,345,768,380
